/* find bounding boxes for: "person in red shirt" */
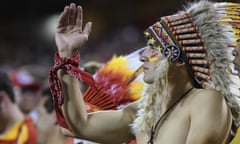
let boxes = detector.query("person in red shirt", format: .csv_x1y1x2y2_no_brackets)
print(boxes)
0,71,37,144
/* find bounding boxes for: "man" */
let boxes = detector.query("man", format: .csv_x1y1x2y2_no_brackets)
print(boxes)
36,88,74,144
0,71,37,144
49,1,240,144
9,67,43,122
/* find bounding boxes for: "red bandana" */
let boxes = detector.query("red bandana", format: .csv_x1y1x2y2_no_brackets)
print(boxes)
49,52,96,129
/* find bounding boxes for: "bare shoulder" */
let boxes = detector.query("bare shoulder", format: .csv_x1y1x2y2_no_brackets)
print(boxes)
190,88,230,117
186,88,229,120
191,88,225,105
193,88,222,96
186,88,232,143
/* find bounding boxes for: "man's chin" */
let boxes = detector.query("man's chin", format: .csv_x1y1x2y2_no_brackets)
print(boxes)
143,77,154,84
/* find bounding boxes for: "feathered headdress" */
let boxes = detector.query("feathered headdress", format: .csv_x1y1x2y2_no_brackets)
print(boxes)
134,0,240,135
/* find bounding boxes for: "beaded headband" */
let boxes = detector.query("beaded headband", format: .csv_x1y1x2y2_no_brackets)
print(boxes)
145,21,182,62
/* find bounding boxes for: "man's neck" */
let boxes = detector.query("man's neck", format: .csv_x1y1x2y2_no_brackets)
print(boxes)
161,80,193,112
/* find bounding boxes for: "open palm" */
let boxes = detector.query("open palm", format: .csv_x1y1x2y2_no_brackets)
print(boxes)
55,3,92,57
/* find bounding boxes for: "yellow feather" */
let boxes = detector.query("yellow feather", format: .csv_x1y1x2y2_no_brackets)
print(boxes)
97,55,144,101
102,55,135,82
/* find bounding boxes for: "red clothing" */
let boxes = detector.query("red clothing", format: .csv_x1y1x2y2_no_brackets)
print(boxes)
127,140,137,144
0,116,37,144
64,138,74,144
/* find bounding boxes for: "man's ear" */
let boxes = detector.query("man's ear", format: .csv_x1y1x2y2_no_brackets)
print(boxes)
175,60,185,67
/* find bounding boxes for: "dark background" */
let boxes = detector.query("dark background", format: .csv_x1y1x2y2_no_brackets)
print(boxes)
0,0,239,69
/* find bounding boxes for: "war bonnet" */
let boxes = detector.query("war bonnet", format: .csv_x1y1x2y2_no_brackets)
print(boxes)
144,0,240,133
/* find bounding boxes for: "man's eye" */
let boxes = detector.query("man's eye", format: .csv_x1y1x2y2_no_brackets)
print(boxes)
150,46,155,50
149,44,155,49
150,48,158,53
151,46,161,52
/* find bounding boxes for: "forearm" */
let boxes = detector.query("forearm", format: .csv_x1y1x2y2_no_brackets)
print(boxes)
58,69,87,134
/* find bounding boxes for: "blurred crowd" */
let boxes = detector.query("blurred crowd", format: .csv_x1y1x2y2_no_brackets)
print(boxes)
0,25,145,69
0,64,71,144
0,59,106,144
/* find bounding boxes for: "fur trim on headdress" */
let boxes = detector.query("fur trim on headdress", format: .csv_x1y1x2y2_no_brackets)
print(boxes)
189,1,240,134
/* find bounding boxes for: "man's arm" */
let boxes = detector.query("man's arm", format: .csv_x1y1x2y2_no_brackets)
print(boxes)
186,89,232,144
55,3,135,143
59,70,135,143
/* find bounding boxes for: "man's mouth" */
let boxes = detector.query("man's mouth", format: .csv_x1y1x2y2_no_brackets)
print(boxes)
143,67,148,71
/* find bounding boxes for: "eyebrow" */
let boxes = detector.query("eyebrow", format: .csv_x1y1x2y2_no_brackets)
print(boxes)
139,49,145,55
138,47,147,55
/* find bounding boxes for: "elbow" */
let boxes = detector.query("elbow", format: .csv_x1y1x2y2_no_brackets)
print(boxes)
62,102,88,132
60,126,85,139
64,112,88,136
60,127,75,137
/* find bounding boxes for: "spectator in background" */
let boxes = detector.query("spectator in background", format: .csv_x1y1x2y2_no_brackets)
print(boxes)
10,69,42,122
80,61,103,92
36,87,74,144
8,64,77,144
9,65,46,122
0,70,37,144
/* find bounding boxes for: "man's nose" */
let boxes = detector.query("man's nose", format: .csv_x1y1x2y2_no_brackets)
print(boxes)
139,47,148,62
140,55,148,62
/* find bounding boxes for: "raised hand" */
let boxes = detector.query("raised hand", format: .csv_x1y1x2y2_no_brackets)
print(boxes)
55,3,92,57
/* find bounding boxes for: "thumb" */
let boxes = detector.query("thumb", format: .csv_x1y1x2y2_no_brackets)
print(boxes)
83,22,92,37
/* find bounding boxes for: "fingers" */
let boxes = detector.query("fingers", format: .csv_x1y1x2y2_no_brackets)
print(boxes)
56,6,70,33
68,3,77,27
76,5,83,31
57,3,88,33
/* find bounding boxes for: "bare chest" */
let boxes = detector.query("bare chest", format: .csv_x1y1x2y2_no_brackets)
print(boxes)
136,104,190,144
